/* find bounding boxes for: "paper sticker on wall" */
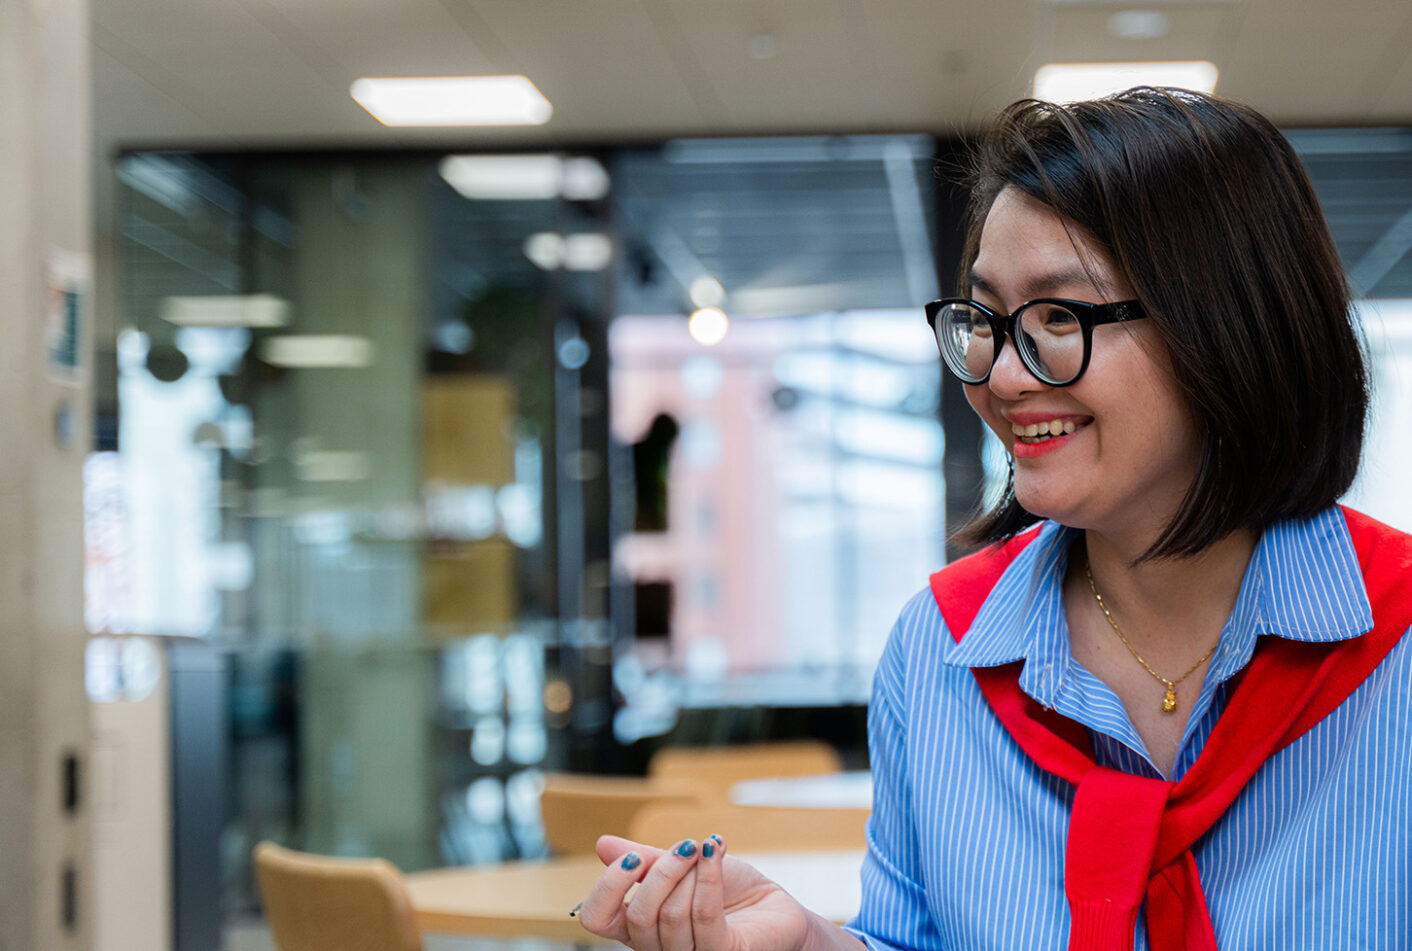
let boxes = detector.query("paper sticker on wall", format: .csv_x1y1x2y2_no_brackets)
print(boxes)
45,249,90,385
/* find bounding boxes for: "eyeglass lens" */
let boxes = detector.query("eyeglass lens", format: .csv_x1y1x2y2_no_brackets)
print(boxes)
937,301,1086,384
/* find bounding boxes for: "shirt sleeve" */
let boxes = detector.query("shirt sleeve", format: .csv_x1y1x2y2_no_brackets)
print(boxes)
845,599,949,951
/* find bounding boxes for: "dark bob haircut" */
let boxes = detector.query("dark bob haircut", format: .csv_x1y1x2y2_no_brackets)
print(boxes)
955,87,1367,561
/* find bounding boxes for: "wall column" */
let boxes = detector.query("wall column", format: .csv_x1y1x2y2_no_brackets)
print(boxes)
0,0,94,949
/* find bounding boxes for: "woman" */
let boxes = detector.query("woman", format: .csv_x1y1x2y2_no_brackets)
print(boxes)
576,88,1412,950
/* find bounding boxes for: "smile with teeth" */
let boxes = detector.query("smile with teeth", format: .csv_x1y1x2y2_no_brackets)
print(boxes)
1011,419,1084,443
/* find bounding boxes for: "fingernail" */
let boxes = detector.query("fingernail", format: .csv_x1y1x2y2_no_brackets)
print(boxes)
709,833,723,844
675,839,697,858
620,851,641,871
569,901,583,918
702,840,715,858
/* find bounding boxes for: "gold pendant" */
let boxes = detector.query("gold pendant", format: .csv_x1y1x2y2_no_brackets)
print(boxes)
1161,685,1177,714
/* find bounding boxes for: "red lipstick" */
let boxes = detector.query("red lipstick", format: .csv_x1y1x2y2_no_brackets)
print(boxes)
1012,428,1081,459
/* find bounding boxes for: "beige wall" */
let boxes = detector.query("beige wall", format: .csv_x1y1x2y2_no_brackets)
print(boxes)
0,0,93,948
91,640,171,951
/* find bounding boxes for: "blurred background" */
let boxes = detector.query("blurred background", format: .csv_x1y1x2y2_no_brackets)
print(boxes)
8,0,1412,948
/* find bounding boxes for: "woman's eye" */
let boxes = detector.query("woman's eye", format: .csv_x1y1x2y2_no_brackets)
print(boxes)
1036,307,1080,333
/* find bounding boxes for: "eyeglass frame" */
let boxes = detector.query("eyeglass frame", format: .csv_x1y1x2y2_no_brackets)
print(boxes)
924,296,1147,387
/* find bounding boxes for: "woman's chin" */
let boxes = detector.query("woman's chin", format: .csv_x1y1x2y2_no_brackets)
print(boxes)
1011,487,1074,526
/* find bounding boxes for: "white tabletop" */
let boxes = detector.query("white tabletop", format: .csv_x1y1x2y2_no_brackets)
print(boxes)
745,849,864,923
729,771,874,810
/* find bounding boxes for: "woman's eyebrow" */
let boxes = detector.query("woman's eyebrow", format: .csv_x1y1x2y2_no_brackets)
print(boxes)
967,266,1119,300
966,270,996,295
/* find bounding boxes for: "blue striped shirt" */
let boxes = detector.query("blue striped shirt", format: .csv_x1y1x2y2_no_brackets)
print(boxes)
847,507,1412,950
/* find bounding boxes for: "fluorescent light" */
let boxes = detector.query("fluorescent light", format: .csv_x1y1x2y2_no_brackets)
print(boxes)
1033,61,1218,102
563,234,613,271
295,450,371,483
261,335,374,369
688,308,729,346
160,294,290,328
524,232,566,269
523,232,613,271
440,155,561,200
350,75,552,127
439,154,609,201
560,158,610,201
689,277,725,308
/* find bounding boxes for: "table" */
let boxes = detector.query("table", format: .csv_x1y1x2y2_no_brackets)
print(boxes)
728,771,873,810
406,849,865,941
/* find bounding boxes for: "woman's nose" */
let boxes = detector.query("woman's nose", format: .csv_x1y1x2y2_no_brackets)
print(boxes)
986,336,1043,398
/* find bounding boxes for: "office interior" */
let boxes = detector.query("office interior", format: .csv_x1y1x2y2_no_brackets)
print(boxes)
6,0,1412,948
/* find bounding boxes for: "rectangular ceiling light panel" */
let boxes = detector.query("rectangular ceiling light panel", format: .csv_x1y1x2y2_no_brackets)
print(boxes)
161,294,290,328
1033,61,1218,102
350,75,552,127
262,335,375,369
439,155,609,201
439,155,563,199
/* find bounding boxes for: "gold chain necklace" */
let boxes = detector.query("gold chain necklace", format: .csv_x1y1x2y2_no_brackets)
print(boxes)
1083,559,1218,714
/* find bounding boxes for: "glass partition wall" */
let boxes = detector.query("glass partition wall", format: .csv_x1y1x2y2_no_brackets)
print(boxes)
1287,129,1412,532
607,139,946,730
109,138,949,916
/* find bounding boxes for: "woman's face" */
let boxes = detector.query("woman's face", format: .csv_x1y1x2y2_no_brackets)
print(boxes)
964,187,1202,545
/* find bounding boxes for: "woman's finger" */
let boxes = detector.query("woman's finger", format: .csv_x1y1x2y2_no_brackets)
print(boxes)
657,865,699,951
624,839,701,951
596,834,661,870
576,844,652,945
689,834,730,949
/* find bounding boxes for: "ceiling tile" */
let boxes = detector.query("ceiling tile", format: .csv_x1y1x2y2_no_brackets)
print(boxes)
1217,0,1411,122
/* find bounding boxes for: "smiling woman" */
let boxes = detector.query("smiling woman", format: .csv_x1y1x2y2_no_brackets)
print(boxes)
575,87,1412,951
960,186,1203,555
956,90,1367,561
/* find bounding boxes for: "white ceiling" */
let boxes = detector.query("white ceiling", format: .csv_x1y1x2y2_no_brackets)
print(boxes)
94,0,1412,155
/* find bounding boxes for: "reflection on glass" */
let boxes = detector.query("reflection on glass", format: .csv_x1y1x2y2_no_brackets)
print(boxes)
610,309,945,716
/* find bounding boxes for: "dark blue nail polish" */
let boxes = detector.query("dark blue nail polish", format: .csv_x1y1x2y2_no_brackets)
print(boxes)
675,839,697,858
702,840,715,858
709,833,723,844
621,851,641,870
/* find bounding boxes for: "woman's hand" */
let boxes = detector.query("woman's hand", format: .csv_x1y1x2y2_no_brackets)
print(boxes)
576,833,819,951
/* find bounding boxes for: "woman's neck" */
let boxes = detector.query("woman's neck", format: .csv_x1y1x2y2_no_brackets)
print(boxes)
1079,527,1259,654
1066,526,1259,778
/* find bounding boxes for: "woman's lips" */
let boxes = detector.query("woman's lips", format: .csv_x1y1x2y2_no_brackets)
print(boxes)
1008,417,1090,459
1012,428,1081,458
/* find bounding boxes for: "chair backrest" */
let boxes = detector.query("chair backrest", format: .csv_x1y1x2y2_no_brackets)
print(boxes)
253,841,422,951
628,802,869,852
647,741,843,793
539,772,712,855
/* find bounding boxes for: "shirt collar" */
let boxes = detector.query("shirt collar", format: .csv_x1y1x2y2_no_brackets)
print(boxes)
941,507,1373,675
942,519,1073,670
1244,505,1373,643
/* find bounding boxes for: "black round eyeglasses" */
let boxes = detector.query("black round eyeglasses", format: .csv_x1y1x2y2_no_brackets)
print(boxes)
924,297,1147,387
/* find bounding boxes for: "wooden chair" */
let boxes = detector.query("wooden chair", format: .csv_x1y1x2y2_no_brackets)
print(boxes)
647,740,843,794
253,840,421,951
628,802,869,852
539,772,713,855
